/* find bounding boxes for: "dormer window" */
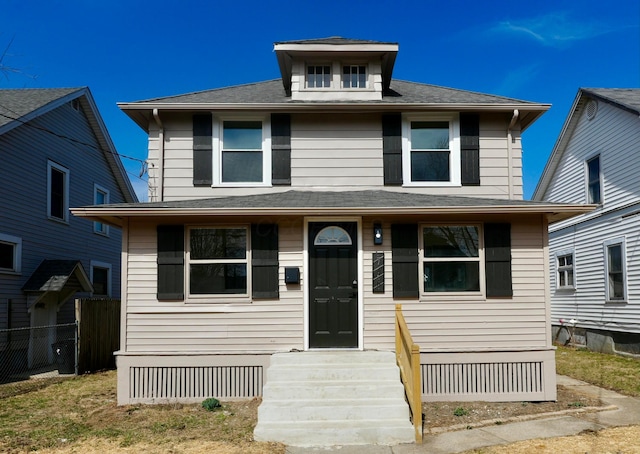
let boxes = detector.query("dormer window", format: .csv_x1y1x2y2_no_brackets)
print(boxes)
307,65,331,88
343,65,367,88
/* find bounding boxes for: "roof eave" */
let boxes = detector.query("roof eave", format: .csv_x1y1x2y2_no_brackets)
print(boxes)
71,203,594,225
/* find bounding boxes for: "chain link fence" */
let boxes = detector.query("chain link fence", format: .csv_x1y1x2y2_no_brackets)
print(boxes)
0,323,77,398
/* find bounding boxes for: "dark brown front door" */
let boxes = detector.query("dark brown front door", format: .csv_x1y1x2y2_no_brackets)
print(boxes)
309,222,358,348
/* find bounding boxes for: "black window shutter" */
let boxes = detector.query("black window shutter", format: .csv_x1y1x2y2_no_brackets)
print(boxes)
391,224,419,298
157,225,184,300
485,223,512,297
460,113,480,186
271,114,291,185
383,113,403,186
193,113,213,186
251,223,279,298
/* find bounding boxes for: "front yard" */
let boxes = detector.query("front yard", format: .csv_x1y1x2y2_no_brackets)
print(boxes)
0,346,638,453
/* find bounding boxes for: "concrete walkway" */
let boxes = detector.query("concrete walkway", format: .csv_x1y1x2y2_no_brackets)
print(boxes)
286,374,640,454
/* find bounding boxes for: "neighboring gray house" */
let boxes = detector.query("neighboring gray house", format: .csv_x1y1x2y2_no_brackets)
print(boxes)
0,88,137,366
533,88,640,355
74,38,590,409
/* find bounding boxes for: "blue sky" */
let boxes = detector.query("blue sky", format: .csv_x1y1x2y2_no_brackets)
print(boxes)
1,0,638,201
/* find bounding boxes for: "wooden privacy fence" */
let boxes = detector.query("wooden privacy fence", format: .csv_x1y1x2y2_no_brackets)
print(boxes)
395,304,422,444
75,298,120,374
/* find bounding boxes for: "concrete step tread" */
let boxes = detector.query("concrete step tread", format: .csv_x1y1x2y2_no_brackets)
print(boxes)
260,397,408,405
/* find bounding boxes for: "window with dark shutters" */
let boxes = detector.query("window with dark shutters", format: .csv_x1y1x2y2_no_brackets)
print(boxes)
157,225,185,300
460,113,480,186
271,114,291,185
193,114,213,186
251,224,279,298
391,224,419,298
382,113,403,186
484,223,512,297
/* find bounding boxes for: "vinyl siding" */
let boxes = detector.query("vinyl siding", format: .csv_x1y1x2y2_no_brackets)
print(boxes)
124,215,549,353
0,102,126,328
151,112,522,200
549,207,640,334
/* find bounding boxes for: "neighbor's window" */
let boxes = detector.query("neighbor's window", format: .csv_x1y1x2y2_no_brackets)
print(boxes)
94,184,109,235
188,227,248,295
47,161,70,222
90,261,112,297
0,233,22,274
604,239,626,301
307,65,332,88
221,121,263,183
587,155,601,204
422,225,480,292
343,65,367,88
556,252,575,290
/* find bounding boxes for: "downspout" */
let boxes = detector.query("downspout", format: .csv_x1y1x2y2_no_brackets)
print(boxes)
152,109,164,202
507,109,519,199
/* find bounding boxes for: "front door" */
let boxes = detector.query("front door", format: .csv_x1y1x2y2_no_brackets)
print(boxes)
309,222,358,348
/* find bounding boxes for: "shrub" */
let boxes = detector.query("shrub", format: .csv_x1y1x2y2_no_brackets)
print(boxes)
201,397,221,411
453,407,469,417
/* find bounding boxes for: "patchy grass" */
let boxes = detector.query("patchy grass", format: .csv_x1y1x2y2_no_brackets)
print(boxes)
0,371,284,454
555,345,640,397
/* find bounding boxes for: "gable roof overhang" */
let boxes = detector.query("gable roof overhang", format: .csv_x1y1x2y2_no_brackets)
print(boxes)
0,87,138,204
533,88,640,201
273,38,399,95
22,260,93,311
71,190,595,227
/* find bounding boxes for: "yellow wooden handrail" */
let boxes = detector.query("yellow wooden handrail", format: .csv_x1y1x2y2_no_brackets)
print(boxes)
395,303,423,444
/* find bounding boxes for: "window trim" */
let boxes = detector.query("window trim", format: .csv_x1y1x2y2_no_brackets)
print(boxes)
93,184,110,236
90,260,112,297
342,64,368,89
585,154,603,205
604,238,627,302
185,225,251,301
212,116,272,187
555,249,576,291
402,113,461,187
0,233,22,274
302,61,373,92
419,223,484,296
306,64,333,89
47,160,70,223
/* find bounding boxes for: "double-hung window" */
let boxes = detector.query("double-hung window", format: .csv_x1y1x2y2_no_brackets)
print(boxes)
217,120,270,185
343,65,366,88
556,251,575,290
586,155,602,204
90,260,112,297
604,238,626,301
188,227,248,296
47,161,69,222
421,225,481,293
403,115,460,186
307,65,332,88
0,233,22,274
94,184,109,235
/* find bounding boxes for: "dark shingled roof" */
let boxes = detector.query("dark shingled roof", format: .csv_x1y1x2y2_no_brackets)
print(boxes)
582,88,640,115
22,260,92,293
0,88,82,129
127,79,538,106
101,190,556,210
274,37,397,45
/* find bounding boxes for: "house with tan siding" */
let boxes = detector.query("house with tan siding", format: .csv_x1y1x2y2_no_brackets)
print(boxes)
73,38,591,412
533,88,640,355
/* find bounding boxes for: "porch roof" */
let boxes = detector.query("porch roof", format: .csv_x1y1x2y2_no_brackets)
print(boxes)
71,190,595,227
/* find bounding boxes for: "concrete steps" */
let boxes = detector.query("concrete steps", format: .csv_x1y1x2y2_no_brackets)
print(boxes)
253,350,415,446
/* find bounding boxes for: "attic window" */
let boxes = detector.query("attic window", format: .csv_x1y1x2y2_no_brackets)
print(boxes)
343,65,367,88
71,99,81,112
585,99,598,120
307,65,331,88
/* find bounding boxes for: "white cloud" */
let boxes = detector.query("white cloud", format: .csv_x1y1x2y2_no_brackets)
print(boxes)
490,12,615,47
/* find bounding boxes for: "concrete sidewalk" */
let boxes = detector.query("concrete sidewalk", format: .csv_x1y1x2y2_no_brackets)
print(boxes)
286,375,640,454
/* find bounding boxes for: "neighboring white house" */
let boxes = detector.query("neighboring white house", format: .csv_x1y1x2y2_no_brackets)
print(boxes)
73,38,590,405
0,87,137,371
533,88,640,355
